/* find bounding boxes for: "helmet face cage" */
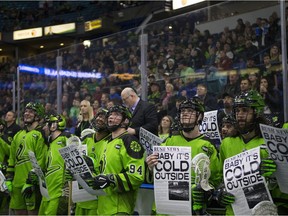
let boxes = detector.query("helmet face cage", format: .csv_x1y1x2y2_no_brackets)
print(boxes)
179,97,205,114
25,102,45,119
106,105,132,131
49,114,66,130
107,105,132,121
233,90,265,134
178,97,205,131
91,108,108,132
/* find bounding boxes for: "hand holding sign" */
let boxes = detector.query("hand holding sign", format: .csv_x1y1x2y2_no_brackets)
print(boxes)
259,158,277,177
86,174,115,190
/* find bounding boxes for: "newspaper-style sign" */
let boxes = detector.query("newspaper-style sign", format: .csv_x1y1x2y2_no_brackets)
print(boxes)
260,124,288,193
0,170,7,192
199,110,222,143
223,147,272,215
28,151,49,199
139,127,164,155
153,146,191,215
58,144,105,197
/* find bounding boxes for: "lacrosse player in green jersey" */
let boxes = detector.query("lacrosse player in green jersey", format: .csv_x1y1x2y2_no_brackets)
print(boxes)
74,108,111,215
6,102,47,215
85,105,145,215
146,97,221,215
219,90,288,215
37,114,72,215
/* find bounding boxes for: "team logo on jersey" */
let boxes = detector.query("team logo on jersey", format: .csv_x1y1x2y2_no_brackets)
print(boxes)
130,141,142,152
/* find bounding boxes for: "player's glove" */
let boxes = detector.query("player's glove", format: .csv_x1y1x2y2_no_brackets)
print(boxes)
192,184,212,212
21,183,34,199
215,186,235,206
86,174,116,190
4,180,12,193
64,169,74,182
260,158,277,177
27,169,38,185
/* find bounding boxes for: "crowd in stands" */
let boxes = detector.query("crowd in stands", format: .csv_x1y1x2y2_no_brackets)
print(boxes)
0,9,285,130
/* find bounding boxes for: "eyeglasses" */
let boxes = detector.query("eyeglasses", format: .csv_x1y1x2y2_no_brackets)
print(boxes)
122,95,131,102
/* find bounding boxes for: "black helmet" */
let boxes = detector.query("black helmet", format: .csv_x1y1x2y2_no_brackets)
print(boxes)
234,90,265,115
107,105,132,121
91,108,108,132
106,105,132,132
222,115,237,125
179,97,205,114
178,97,204,132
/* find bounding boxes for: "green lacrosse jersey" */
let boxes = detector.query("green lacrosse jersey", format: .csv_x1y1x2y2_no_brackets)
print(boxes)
219,136,269,215
7,127,47,188
161,133,221,188
82,133,111,174
0,136,10,164
76,133,110,211
42,132,71,201
97,133,145,215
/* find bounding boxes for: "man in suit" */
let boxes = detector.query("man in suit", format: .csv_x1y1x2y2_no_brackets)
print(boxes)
121,87,158,138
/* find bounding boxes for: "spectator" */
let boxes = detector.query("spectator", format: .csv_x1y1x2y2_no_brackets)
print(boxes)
248,71,260,90
88,99,99,116
44,102,55,116
215,50,233,71
239,77,252,94
158,115,173,140
178,59,195,82
4,111,22,143
260,53,280,90
75,100,93,137
217,92,234,127
164,58,177,76
132,77,142,97
100,93,110,109
121,87,158,138
196,83,218,111
259,76,282,126
109,87,121,103
69,99,80,127
161,83,175,111
235,18,246,34
147,82,161,106
269,44,281,63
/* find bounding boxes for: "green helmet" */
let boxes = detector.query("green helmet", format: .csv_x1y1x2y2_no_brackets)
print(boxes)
49,114,66,130
179,97,205,114
234,90,265,115
25,102,45,118
107,105,132,121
